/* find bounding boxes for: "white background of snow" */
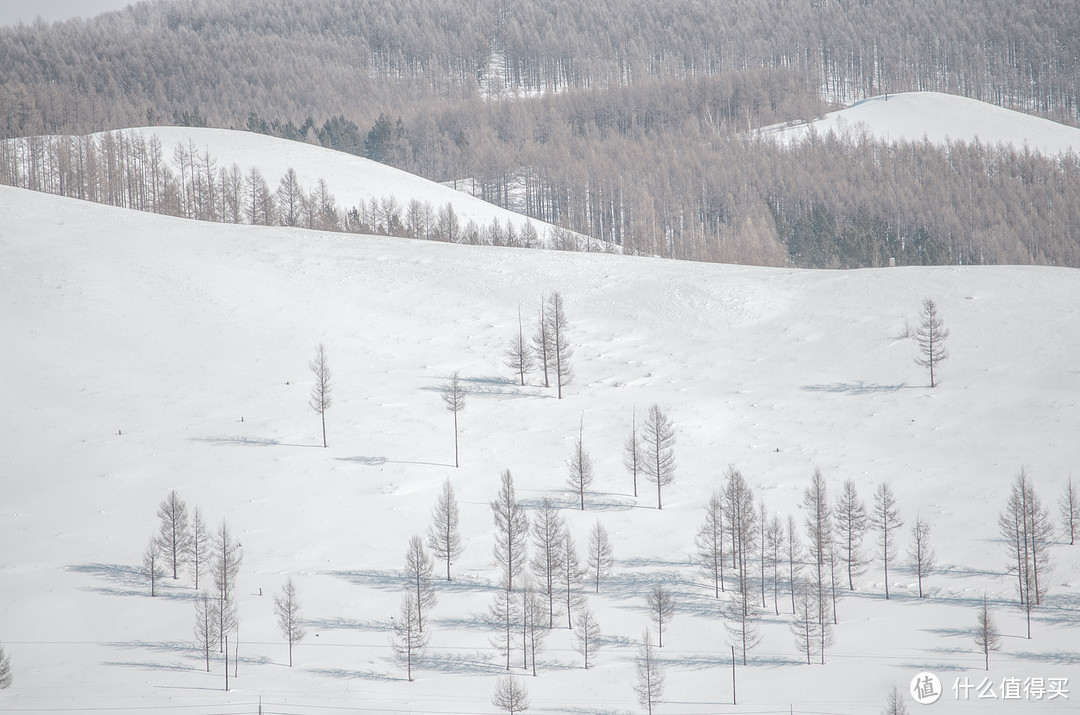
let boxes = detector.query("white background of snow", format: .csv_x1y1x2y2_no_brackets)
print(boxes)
2,113,1080,713
760,92,1080,156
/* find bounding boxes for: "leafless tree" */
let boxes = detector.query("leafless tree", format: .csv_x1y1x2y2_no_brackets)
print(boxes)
914,298,949,388
441,371,467,468
871,482,903,599
404,535,437,632
623,405,641,498
646,582,675,648
1061,476,1078,545
999,469,1054,637
193,590,219,672
696,491,726,597
803,469,832,658
392,593,428,681
547,292,573,399
427,478,463,581
143,537,165,597
641,404,675,509
787,514,802,614
586,520,614,594
566,415,594,510
274,577,306,666
766,512,784,615
522,583,548,676
790,578,819,665
0,642,11,689
155,490,192,580
907,516,936,598
493,469,530,593
309,343,332,448
504,306,534,386
489,582,520,672
634,628,663,715
530,497,566,627
725,579,762,666
492,673,530,714
560,532,585,629
191,506,208,590
573,602,601,669
974,593,1001,671
834,480,869,590
724,467,756,597
532,296,552,388
212,519,242,649
884,686,909,715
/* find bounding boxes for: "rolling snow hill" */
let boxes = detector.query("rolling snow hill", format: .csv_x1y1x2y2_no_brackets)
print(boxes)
1,184,1079,714
761,92,1080,155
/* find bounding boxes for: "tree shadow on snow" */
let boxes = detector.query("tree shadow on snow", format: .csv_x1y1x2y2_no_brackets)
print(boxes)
324,568,407,592
422,650,500,674
189,435,322,448
801,381,913,395
67,563,197,601
418,374,554,400
307,667,396,682
335,455,456,468
305,616,390,633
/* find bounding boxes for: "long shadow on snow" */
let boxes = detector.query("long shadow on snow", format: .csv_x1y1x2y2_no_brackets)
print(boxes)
308,667,397,682
325,569,496,596
336,455,457,468
305,616,390,633
68,563,198,601
801,381,913,395
422,649,501,674
189,435,321,448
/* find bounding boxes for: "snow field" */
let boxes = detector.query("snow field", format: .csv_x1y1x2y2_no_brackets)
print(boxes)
1,184,1079,713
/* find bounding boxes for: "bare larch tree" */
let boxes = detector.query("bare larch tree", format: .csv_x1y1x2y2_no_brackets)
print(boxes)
586,520,614,594
548,291,573,399
191,506,208,590
504,305,534,386
974,593,1001,670
573,602,601,669
143,537,165,596
532,296,552,389
641,404,675,509
392,592,428,681
274,577,306,666
1061,476,1078,545
492,673,530,714
308,343,332,447
696,491,726,597
212,518,242,650
907,515,936,598
560,532,585,629
194,590,219,672
871,482,903,600
492,469,530,592
0,641,12,689
802,469,832,661
403,535,437,632
530,497,566,627
634,628,664,715
834,479,869,590
427,477,463,581
441,371,467,467
566,414,594,510
647,582,675,648
914,298,949,388
623,405,641,498
155,490,192,580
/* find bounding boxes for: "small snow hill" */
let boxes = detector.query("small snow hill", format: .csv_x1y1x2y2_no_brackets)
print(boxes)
761,91,1080,155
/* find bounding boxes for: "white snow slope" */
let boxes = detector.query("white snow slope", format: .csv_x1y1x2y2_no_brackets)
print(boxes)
761,92,1080,155
1,184,1079,714
125,126,564,239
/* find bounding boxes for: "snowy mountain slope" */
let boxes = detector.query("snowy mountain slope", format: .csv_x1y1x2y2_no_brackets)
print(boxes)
1,185,1079,713
123,126,566,239
761,92,1080,155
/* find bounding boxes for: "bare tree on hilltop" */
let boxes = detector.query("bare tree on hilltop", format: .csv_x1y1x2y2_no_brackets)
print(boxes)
908,515,936,598
492,469,530,592
834,479,869,590
273,577,306,666
871,482,902,600
548,292,573,399
309,343,332,448
403,535,437,633
586,520,614,594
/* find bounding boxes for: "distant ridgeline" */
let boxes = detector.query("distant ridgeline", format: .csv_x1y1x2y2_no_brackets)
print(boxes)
2,0,1080,267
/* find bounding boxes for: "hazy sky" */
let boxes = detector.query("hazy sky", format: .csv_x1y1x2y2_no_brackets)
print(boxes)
0,0,135,26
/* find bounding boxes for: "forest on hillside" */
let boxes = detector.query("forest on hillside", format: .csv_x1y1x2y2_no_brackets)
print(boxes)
2,0,1079,267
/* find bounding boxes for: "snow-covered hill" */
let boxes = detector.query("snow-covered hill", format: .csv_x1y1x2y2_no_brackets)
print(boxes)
1,185,1078,713
120,126,568,240
761,92,1080,155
